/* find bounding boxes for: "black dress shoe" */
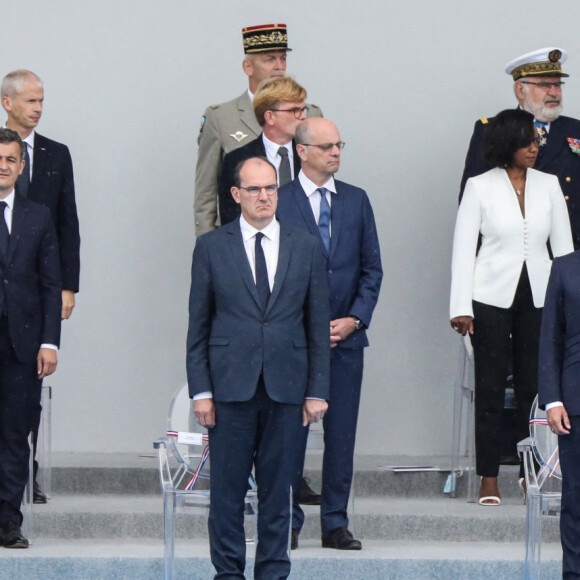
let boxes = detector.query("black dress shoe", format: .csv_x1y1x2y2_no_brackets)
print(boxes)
1,522,29,549
321,527,362,550
291,529,299,550
298,477,321,505
33,481,47,504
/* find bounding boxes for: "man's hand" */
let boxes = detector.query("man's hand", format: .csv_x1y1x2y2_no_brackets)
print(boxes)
547,405,571,435
302,399,328,426
450,316,474,336
62,290,75,320
330,317,357,348
37,348,57,379
194,398,216,428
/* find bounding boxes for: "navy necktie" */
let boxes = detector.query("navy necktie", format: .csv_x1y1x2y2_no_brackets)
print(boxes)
278,146,291,186
317,187,331,253
255,232,270,310
16,145,30,198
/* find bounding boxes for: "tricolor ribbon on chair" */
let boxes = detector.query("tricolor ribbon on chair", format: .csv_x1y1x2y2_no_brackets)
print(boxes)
185,445,210,490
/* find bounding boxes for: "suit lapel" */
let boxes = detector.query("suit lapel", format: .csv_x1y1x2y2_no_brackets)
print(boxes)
267,223,291,314
328,185,343,260
291,141,301,176
237,92,261,138
29,133,47,196
292,182,321,239
7,195,25,265
226,222,263,310
537,118,567,169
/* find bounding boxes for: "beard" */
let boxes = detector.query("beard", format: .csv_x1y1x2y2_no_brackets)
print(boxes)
523,93,563,122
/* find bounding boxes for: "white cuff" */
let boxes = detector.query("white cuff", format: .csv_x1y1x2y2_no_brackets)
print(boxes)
545,401,564,411
193,391,213,400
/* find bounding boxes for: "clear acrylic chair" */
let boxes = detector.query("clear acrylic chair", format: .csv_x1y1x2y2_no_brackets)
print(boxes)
154,383,258,580
517,395,562,580
447,335,477,502
21,385,52,539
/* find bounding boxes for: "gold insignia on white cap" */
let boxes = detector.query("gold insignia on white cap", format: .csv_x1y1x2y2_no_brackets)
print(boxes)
505,47,569,80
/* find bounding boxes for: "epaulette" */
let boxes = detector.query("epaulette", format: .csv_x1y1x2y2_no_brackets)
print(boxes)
210,104,219,109
480,117,489,124
310,104,320,109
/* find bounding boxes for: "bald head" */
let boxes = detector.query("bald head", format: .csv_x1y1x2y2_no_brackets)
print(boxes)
296,119,342,185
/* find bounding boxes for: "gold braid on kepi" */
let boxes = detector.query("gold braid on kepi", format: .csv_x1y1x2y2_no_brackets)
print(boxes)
242,24,292,54
505,47,569,81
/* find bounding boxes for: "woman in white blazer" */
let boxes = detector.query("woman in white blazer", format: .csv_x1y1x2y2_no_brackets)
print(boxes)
450,109,573,505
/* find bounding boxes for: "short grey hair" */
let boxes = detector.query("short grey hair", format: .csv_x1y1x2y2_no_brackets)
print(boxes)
1,70,43,98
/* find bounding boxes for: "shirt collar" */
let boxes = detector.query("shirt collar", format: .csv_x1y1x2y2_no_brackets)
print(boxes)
298,170,336,198
1,190,16,210
239,214,280,242
262,133,292,159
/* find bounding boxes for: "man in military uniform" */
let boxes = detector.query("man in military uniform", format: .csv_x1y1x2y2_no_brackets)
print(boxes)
194,23,322,236
460,47,580,248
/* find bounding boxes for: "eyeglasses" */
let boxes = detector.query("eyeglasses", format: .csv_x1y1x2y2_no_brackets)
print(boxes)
238,184,278,196
269,106,309,118
528,138,542,147
520,81,565,90
301,141,346,152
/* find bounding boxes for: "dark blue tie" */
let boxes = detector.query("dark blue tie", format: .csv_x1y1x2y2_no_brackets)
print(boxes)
254,232,270,310
317,187,331,253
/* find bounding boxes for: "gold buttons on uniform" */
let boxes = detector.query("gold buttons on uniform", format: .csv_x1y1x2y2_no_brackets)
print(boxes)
565,196,570,201
566,177,571,182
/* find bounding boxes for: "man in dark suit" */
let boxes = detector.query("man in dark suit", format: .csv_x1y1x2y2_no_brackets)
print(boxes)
219,75,308,226
187,156,330,579
539,251,580,579
277,118,383,550
1,69,80,503
0,128,61,549
459,47,580,248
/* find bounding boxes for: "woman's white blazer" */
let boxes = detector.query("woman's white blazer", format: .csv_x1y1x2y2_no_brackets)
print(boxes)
450,167,574,319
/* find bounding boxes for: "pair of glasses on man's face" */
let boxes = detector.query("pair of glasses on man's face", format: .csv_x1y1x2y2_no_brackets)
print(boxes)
238,185,278,196
520,81,565,90
301,141,346,152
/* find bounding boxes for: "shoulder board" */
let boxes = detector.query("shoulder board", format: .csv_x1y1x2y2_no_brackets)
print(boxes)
480,117,489,124
310,104,320,109
210,104,219,109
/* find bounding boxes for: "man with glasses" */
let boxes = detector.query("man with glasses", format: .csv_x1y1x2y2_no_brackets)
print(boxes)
460,47,580,247
187,156,330,578
194,24,322,237
218,75,309,226
277,118,383,550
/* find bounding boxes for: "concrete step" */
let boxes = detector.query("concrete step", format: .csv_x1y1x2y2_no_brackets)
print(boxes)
26,495,560,544
49,453,547,500
0,539,564,580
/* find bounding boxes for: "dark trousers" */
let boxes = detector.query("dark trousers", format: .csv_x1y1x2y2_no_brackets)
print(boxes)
292,347,363,533
208,378,301,580
471,266,542,477
558,415,580,579
0,318,41,526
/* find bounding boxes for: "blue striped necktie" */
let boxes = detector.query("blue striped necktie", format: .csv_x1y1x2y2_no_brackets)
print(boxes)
317,187,331,253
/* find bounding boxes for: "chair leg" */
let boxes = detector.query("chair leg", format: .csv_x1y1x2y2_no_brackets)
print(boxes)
163,492,176,580
524,493,541,580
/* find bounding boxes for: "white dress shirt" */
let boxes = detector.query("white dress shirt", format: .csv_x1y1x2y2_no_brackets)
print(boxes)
262,134,295,183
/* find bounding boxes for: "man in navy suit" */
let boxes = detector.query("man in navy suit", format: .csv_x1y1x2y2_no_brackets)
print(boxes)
187,157,330,579
539,251,580,579
219,75,308,226
1,69,80,503
0,128,61,549
459,47,580,248
277,118,383,550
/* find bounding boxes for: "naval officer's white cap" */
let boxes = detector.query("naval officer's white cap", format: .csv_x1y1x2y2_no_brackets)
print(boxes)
505,47,569,81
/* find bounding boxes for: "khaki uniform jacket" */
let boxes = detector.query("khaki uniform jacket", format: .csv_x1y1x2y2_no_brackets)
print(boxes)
194,90,322,236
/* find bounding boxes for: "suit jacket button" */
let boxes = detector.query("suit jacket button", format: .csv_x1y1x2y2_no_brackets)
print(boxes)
328,269,333,274
566,177,571,182
264,322,268,326
565,195,570,201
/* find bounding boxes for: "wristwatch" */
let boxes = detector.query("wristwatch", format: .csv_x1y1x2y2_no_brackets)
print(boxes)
349,316,363,331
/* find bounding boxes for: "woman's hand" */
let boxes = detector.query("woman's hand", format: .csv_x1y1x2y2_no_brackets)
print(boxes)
450,316,474,336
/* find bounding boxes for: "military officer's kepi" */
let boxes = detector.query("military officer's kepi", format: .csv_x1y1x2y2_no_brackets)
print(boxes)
242,23,292,54
505,47,569,80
